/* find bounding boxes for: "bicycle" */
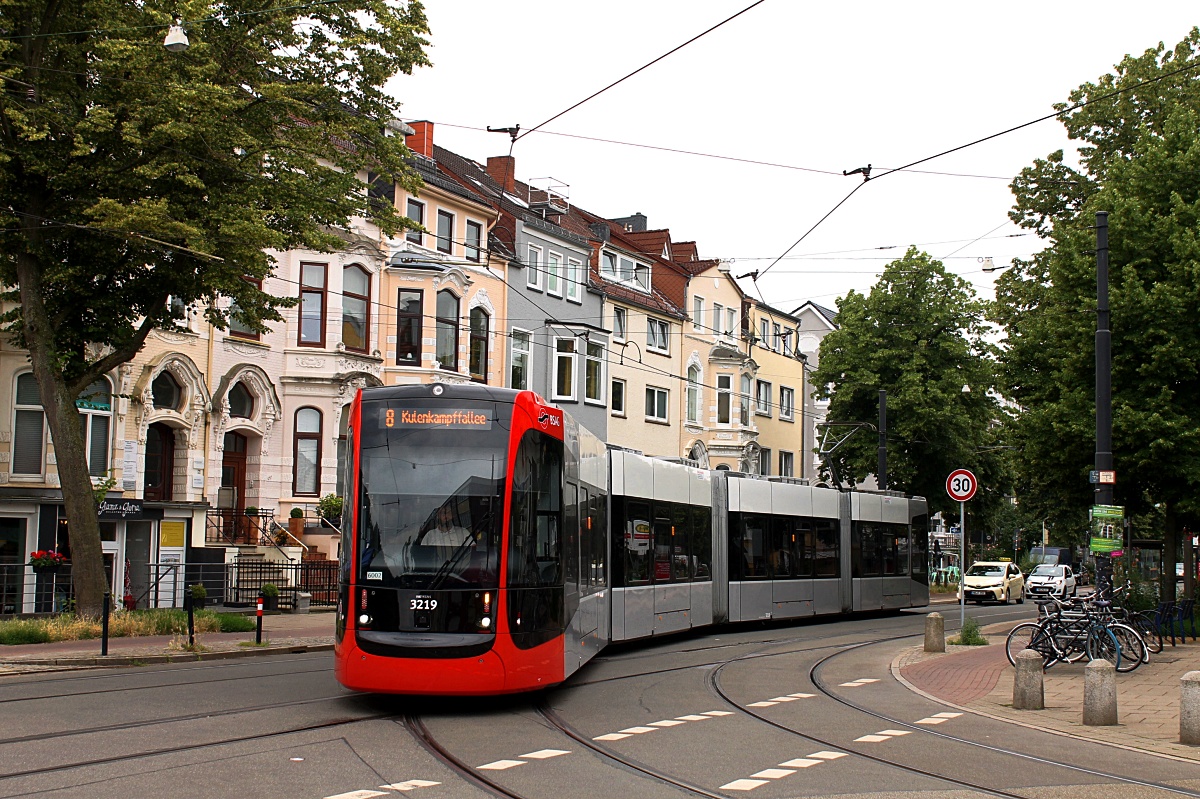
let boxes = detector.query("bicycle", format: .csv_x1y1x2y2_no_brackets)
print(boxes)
1005,598,1121,671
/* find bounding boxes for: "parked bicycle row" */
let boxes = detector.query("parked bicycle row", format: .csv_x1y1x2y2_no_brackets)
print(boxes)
1003,583,1173,673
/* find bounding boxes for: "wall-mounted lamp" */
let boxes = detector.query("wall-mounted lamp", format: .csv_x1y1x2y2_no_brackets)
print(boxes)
164,20,189,52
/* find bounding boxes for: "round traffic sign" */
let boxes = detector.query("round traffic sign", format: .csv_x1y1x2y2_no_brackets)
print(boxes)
946,468,978,502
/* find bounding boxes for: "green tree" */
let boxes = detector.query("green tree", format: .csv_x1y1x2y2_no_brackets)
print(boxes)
0,0,430,615
810,248,1004,518
995,29,1200,599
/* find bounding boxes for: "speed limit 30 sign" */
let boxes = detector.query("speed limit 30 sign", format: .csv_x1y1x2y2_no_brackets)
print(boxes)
946,468,978,502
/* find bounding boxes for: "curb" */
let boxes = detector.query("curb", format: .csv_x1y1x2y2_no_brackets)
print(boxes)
889,637,1200,764
0,642,333,670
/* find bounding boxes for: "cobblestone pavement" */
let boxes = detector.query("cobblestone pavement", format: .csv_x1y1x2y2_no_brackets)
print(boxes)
895,621,1200,761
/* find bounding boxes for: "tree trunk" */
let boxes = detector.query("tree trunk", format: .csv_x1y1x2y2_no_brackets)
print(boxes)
1163,506,1179,605
14,251,108,617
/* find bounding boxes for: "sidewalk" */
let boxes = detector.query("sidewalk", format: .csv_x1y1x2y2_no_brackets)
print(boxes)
893,619,1200,761
0,610,335,675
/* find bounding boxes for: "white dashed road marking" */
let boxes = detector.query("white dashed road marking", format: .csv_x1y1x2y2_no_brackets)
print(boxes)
380,781,440,791
720,751,849,790
675,714,711,721
916,717,948,724
720,779,770,791
934,712,962,718
477,760,526,771
519,749,569,760
593,733,631,741
650,719,686,727
839,678,881,687
878,730,912,736
854,734,891,742
325,792,388,799
619,726,658,734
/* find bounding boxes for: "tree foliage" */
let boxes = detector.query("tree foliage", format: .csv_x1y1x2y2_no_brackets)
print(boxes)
810,248,1004,518
0,0,430,614
994,29,1200,592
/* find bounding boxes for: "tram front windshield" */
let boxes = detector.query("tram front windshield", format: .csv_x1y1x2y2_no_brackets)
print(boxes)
356,400,508,590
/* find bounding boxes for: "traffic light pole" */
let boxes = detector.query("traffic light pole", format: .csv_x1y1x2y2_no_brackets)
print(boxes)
1095,211,1114,598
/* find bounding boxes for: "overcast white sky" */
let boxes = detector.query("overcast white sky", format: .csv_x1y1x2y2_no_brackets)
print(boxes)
387,2,1198,313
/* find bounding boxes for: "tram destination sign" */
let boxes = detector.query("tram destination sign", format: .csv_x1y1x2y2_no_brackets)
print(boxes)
380,408,492,430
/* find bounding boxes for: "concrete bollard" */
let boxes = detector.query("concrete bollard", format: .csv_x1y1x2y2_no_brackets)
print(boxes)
924,612,945,653
1083,659,1118,726
1013,649,1044,710
1182,671,1200,745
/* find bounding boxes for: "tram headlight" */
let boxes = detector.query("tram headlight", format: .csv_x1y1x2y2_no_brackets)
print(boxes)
479,617,491,629
358,614,370,626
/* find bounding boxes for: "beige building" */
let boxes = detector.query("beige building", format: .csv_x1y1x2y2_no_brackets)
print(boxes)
678,259,759,471
747,301,808,478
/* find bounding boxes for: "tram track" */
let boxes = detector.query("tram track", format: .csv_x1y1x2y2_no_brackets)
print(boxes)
0,711,393,782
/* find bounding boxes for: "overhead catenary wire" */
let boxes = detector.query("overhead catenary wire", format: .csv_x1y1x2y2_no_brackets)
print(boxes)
515,0,767,141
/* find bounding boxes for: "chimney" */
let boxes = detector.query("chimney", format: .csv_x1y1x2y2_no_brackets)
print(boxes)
407,120,434,158
611,212,647,233
486,155,516,193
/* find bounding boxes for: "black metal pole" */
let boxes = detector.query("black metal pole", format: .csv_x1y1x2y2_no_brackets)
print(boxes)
186,593,195,648
101,591,110,656
877,390,887,491
1095,211,1114,597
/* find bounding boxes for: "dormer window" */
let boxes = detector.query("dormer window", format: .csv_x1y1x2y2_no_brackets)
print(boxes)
600,250,649,292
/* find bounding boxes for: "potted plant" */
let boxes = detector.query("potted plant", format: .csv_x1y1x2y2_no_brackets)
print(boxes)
243,506,258,517
260,582,280,611
289,507,306,538
317,494,343,524
189,583,207,610
29,549,67,573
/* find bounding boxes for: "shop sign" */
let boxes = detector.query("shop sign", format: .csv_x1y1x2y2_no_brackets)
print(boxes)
98,499,144,520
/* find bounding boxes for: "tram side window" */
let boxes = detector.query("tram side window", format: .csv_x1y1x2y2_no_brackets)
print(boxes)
881,523,899,576
691,505,712,580
855,521,881,577
794,519,816,578
591,490,607,588
770,516,800,578
671,502,691,580
565,482,579,588
623,499,652,586
653,508,674,582
508,430,563,588
911,513,929,584
814,519,839,578
895,523,910,576
737,513,769,579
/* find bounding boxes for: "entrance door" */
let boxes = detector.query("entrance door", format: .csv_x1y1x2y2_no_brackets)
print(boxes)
144,423,174,502
222,432,248,542
126,520,153,609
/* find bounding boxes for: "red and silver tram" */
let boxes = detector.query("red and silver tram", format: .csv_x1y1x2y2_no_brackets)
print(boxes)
335,383,929,696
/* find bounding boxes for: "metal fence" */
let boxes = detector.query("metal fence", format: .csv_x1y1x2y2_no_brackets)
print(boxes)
0,558,339,616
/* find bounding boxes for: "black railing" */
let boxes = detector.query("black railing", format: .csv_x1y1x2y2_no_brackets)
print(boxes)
0,559,338,616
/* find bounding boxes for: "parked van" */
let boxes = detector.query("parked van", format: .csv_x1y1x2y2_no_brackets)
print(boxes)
1029,546,1074,568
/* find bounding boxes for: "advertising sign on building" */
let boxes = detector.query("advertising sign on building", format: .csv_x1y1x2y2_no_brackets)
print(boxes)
98,499,144,520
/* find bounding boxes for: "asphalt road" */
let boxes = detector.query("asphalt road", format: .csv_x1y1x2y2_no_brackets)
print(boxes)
2,604,1197,799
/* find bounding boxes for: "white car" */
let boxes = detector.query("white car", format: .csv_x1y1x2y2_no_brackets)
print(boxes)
960,561,1025,604
1025,563,1077,599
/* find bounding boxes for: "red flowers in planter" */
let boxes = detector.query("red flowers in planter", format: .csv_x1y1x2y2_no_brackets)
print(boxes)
29,550,67,569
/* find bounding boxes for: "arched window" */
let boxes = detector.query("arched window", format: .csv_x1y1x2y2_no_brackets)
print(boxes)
469,307,489,382
343,265,370,353
293,407,322,496
686,365,701,423
435,290,459,370
76,378,112,476
228,382,253,418
152,371,182,411
12,373,44,476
